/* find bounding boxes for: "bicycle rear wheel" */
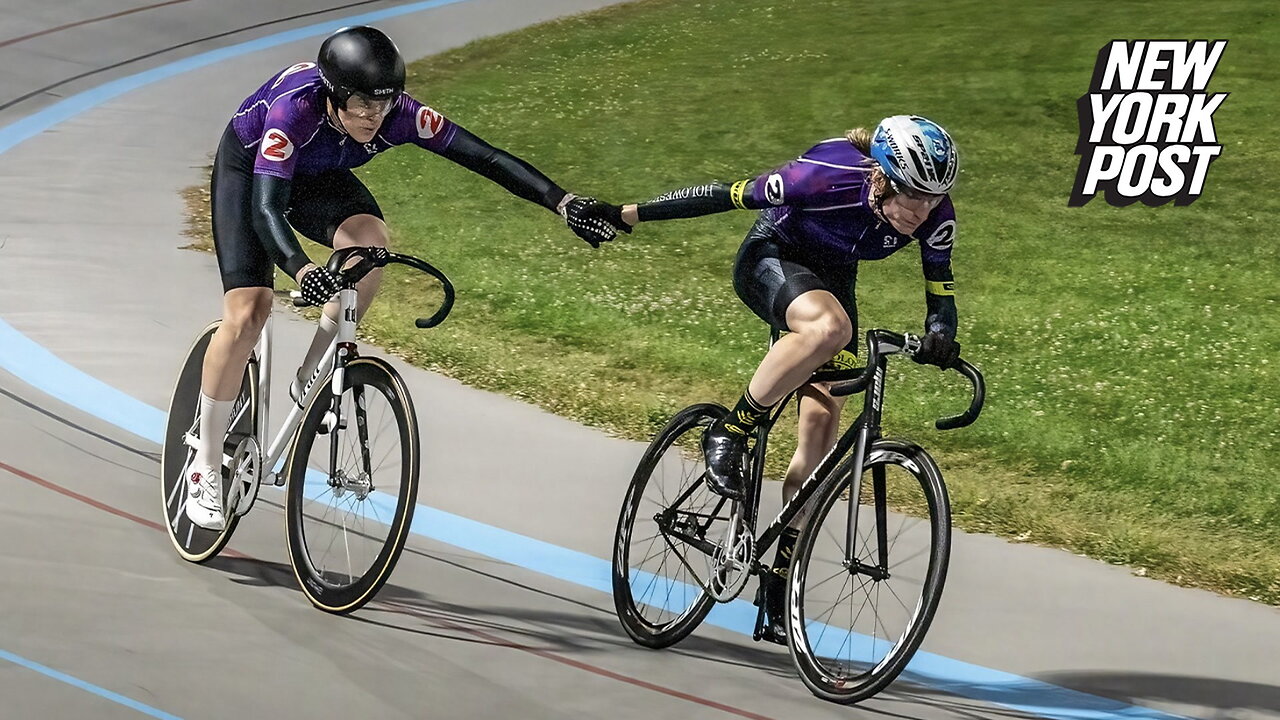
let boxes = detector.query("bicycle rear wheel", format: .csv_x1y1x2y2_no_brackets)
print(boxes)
161,321,257,562
285,356,419,614
788,439,950,704
612,403,738,648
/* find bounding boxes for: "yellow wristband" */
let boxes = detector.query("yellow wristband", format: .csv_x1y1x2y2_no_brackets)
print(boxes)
925,280,956,296
730,180,749,210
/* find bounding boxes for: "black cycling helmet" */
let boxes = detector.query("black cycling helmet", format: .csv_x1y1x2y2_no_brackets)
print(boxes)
317,26,405,109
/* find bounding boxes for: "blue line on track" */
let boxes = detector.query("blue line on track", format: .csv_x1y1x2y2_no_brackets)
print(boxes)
0,0,469,156
0,3,1196,719
0,648,184,720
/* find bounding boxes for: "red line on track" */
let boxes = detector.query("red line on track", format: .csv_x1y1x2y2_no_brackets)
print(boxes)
377,599,777,720
0,458,249,558
0,0,196,49
0,458,167,532
0,457,773,719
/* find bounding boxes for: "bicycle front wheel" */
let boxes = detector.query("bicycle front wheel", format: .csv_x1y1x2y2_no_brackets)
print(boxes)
285,356,419,614
788,439,951,704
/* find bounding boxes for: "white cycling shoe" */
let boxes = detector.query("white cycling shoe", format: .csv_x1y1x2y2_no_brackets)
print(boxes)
184,461,226,531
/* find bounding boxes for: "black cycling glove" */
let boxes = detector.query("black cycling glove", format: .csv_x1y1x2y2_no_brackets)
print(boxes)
299,266,342,307
913,332,961,369
584,200,633,234
559,194,618,248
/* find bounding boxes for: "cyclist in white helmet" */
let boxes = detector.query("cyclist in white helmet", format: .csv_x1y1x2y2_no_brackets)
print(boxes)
586,115,962,643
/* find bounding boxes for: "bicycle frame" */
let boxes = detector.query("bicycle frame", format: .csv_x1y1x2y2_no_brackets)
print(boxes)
744,331,914,571
201,247,454,493
216,286,362,487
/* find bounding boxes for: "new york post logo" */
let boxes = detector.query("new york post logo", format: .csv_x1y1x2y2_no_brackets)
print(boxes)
1070,40,1227,207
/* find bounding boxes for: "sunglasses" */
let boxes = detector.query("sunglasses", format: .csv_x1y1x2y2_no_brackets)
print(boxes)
888,179,944,203
342,94,396,120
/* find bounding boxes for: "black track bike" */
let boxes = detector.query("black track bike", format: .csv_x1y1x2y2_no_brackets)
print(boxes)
612,329,984,703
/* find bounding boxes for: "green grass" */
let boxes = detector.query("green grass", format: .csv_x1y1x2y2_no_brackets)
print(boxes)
188,0,1280,602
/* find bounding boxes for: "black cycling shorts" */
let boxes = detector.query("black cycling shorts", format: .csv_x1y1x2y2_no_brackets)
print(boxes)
210,123,383,291
732,217,858,348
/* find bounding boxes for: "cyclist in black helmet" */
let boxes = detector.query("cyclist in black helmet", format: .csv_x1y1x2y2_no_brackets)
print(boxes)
184,25,618,530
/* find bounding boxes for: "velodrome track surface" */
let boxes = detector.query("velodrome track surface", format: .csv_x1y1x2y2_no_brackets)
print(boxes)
0,1,1277,718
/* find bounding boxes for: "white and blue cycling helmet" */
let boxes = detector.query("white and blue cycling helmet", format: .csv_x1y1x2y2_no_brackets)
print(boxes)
869,115,958,195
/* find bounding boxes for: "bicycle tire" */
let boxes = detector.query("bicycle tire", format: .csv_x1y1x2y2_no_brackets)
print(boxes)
787,438,951,704
612,403,728,648
285,356,419,614
160,321,257,563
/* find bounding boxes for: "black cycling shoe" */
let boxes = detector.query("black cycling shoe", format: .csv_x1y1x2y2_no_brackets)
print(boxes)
701,424,747,500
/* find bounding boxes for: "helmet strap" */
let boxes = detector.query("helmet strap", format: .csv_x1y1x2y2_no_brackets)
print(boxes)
325,97,352,136
868,169,891,222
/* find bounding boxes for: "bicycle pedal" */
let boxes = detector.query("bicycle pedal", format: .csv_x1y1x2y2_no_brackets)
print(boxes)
756,622,788,646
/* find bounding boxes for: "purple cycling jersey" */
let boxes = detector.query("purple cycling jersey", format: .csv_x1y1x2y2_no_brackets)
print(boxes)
229,62,459,179
749,138,957,266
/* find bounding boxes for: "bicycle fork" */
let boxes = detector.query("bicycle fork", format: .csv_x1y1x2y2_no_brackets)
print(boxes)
844,364,892,580
324,288,375,497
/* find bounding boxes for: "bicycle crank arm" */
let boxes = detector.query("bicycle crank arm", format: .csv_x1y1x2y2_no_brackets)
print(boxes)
751,583,770,641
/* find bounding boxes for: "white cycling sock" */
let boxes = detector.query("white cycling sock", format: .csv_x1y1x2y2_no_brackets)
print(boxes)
195,392,235,470
296,311,339,389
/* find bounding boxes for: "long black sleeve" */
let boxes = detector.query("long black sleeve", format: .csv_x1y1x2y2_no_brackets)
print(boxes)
922,261,958,339
251,174,310,279
633,179,766,222
436,125,566,212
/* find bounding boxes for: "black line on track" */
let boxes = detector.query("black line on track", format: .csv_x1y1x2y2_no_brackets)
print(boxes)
0,385,159,462
0,0,393,113
0,0,197,50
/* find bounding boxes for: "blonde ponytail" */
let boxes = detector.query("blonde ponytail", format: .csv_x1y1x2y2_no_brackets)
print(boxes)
844,127,872,154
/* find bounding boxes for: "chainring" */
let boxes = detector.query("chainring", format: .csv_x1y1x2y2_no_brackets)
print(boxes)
229,436,262,517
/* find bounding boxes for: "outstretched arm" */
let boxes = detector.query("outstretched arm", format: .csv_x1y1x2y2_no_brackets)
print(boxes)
598,154,830,229
620,179,769,224
435,125,567,213
426,120,616,247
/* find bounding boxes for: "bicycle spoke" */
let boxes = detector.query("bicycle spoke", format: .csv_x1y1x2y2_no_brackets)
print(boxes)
845,585,874,651
639,542,672,612
661,548,676,615
812,572,854,652
340,502,355,579
635,539,673,571
316,509,346,567
372,440,398,476
631,530,664,545
635,568,662,609
817,576,860,628
807,567,852,594
367,497,386,526
881,578,913,616
872,584,895,650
